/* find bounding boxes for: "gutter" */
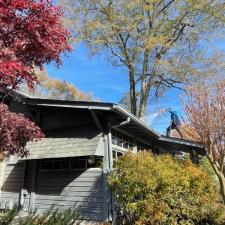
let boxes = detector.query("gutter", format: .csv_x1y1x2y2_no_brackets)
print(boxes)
112,104,161,138
159,136,204,148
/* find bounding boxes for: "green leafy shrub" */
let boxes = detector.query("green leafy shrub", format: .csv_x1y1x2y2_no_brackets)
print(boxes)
0,205,20,225
108,151,225,225
199,157,216,181
0,206,79,225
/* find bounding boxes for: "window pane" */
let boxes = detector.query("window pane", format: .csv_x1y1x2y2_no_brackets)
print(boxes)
117,152,123,158
123,135,128,149
112,136,117,145
117,138,123,147
71,158,86,169
129,143,134,150
123,141,129,149
53,159,67,170
113,150,117,159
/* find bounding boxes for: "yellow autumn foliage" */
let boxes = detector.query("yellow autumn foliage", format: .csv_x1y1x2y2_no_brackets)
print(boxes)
108,151,225,225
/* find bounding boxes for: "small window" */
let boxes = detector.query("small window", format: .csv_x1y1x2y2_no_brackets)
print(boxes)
128,137,134,150
111,129,134,150
137,141,152,152
53,159,67,170
71,157,86,170
113,150,117,159
123,135,129,149
112,150,124,160
117,151,123,158
40,157,103,171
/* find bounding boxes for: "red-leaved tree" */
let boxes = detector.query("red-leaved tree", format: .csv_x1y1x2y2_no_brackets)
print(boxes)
0,0,71,157
0,104,44,157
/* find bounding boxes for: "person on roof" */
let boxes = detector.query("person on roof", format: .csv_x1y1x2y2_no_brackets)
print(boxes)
160,108,183,138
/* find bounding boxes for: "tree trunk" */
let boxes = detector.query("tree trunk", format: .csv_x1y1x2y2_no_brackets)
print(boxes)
138,50,150,119
129,66,136,116
139,91,148,119
139,79,151,119
217,172,225,203
208,156,225,203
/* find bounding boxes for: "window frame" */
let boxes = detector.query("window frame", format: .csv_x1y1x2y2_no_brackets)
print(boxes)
39,156,103,171
111,128,134,151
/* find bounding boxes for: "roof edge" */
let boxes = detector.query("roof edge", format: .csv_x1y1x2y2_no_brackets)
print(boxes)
159,135,204,148
113,104,161,138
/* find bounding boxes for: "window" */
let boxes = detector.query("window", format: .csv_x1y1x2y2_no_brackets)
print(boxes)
40,159,68,170
112,150,124,160
137,141,152,152
53,159,67,170
111,129,134,150
70,157,87,169
40,157,103,171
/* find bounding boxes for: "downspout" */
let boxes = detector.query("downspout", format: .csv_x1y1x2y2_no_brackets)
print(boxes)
111,117,131,129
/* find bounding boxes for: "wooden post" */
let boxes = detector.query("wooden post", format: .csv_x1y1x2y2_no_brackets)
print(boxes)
19,161,27,208
0,159,5,205
29,160,38,212
102,133,110,221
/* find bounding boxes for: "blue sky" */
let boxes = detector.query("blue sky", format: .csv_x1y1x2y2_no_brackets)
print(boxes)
45,43,183,134
44,1,224,134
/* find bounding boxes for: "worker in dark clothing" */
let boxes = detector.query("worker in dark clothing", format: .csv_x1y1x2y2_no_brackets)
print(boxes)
160,108,183,138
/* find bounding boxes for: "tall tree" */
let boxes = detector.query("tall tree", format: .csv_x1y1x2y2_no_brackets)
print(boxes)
21,70,94,101
61,0,225,117
184,78,225,203
0,0,71,157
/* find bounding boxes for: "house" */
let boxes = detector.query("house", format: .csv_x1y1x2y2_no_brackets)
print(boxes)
0,91,205,223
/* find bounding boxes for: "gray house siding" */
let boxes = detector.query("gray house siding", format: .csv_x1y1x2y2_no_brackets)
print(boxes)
0,161,25,209
9,100,31,118
0,160,107,221
33,167,105,220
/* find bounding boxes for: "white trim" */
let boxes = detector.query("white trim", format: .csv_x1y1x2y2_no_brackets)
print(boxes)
112,145,131,153
30,103,112,111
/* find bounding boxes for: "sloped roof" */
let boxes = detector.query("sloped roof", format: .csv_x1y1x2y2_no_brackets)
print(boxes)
10,90,206,156
158,136,205,155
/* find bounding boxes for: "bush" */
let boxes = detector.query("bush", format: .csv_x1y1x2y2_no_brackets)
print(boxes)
108,151,225,225
0,206,79,225
0,205,20,225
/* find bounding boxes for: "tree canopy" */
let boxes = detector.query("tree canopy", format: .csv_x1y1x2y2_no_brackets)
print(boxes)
0,0,71,157
0,0,71,91
0,104,44,157
184,78,225,203
20,70,94,101
60,0,225,117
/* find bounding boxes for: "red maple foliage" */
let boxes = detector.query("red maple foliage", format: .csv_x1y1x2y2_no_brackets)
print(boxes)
0,0,71,157
0,104,44,157
0,0,71,90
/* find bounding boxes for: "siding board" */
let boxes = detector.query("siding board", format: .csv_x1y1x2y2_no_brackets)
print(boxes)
34,168,104,221
0,163,24,209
